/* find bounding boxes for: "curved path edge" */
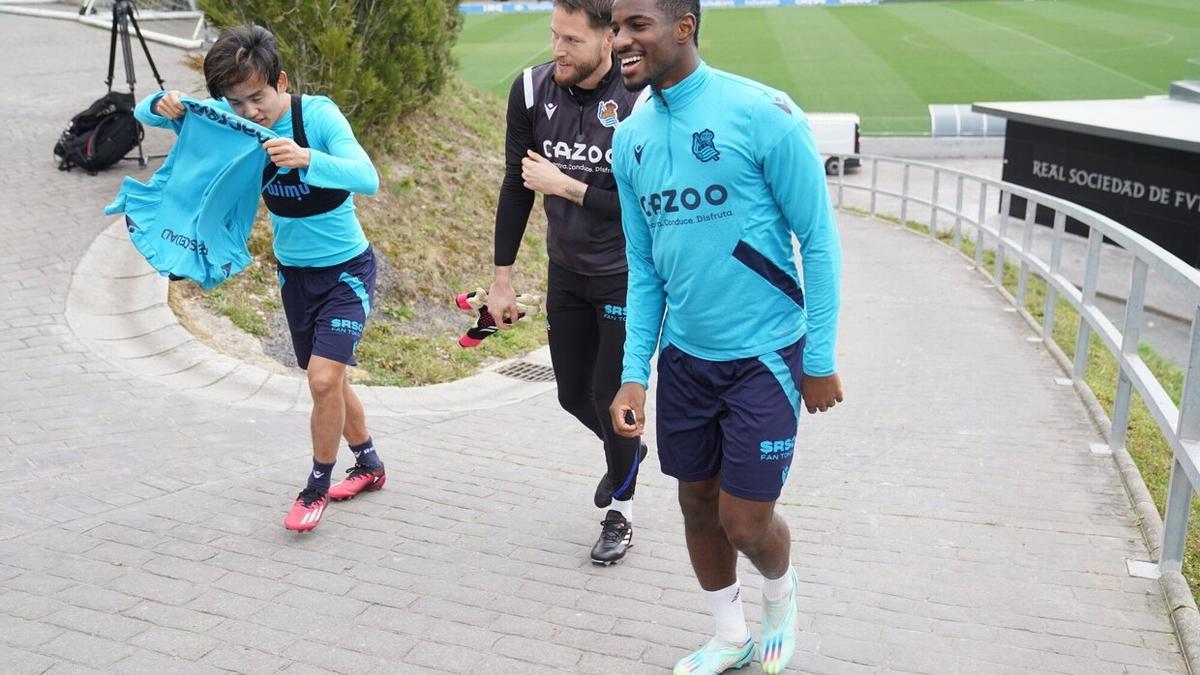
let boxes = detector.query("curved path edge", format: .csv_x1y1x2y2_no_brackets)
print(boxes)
65,219,556,415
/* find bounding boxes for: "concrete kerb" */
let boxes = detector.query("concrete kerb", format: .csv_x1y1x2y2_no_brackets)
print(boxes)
869,211,1200,675
66,219,557,414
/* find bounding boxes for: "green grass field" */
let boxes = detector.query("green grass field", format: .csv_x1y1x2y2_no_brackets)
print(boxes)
454,0,1199,135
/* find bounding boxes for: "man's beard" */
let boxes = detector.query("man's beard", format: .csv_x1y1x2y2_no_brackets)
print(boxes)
554,49,605,88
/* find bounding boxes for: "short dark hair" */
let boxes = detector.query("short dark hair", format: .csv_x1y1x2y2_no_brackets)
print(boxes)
657,0,700,45
203,25,281,99
554,0,614,30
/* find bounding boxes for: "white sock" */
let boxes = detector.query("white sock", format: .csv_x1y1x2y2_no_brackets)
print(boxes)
762,565,795,602
703,580,749,643
609,497,633,522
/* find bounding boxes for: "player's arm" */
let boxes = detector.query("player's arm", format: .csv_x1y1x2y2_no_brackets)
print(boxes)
610,129,665,437
268,97,377,195
758,95,843,412
489,75,540,328
137,91,235,132
520,150,621,218
136,90,186,133
490,76,538,327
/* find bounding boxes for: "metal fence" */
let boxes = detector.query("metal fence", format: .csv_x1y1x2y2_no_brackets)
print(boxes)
0,0,206,49
828,153,1200,576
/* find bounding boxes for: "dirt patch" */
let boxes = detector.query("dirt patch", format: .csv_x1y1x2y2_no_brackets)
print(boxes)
170,283,381,383
168,282,295,376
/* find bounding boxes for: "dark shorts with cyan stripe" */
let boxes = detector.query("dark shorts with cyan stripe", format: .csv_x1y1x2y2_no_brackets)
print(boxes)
656,337,805,502
277,246,375,370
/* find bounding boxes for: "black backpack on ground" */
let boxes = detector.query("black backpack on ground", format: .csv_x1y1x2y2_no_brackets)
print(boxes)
53,91,143,174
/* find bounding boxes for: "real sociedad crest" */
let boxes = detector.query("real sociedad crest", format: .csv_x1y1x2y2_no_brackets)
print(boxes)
691,129,719,163
597,100,619,128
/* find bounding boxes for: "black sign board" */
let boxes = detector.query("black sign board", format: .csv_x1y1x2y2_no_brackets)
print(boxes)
1002,120,1200,265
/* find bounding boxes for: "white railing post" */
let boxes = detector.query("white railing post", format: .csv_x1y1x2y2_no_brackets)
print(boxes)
1016,197,1037,309
929,169,940,240
836,156,845,208
869,158,878,219
1073,228,1104,380
1042,211,1066,341
995,191,1011,288
975,183,987,269
1111,258,1149,451
953,174,964,252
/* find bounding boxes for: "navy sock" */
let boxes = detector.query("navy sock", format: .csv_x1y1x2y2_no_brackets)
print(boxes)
349,437,383,469
307,459,335,493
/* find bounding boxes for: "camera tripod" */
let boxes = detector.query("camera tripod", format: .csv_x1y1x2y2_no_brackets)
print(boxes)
105,0,167,167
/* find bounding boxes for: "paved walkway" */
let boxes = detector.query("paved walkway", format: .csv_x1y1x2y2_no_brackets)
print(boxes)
0,15,1186,674
831,157,1198,367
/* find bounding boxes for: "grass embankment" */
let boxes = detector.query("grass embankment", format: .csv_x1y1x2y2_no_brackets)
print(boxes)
850,206,1200,604
171,80,550,386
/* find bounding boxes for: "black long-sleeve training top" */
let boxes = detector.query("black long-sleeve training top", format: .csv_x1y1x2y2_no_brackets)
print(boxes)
493,58,649,276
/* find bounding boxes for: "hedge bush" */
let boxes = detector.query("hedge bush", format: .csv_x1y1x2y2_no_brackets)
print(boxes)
197,0,463,146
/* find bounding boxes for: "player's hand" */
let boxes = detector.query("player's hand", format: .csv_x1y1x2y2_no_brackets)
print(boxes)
485,277,519,330
521,150,567,196
801,373,843,414
610,382,646,439
263,138,311,169
154,90,185,119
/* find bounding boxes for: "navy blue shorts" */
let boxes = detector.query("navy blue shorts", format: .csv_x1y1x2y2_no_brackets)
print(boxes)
277,247,375,370
656,338,805,502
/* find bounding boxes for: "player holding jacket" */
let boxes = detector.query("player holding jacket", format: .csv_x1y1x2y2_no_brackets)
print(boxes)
140,25,386,532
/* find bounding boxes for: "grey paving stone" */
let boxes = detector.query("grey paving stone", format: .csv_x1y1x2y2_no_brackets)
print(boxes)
107,570,204,606
492,633,584,668
405,641,558,675
279,640,387,675
3,572,77,597
329,625,419,661
128,625,222,661
0,589,72,621
122,600,226,634
0,612,63,649
36,630,135,668
200,645,292,674
0,649,57,675
44,605,152,642
204,618,297,655
109,649,226,675
576,651,663,675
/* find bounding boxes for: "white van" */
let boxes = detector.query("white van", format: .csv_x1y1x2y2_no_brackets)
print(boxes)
806,112,861,176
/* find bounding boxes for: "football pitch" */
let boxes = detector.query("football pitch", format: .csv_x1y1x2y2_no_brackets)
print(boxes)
454,0,1199,135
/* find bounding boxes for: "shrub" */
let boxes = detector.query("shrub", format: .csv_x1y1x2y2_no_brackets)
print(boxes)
197,0,463,146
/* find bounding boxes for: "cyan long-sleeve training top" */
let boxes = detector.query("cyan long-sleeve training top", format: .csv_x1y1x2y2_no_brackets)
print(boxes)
612,62,842,388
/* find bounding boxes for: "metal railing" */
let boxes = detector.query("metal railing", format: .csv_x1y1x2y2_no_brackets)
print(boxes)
827,153,1200,575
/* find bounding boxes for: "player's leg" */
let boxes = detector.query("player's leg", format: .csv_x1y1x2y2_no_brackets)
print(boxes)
588,271,646,564
326,250,386,501
717,338,805,674
546,262,603,440
658,346,755,673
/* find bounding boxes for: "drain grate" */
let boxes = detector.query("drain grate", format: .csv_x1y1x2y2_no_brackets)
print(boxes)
495,360,556,383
